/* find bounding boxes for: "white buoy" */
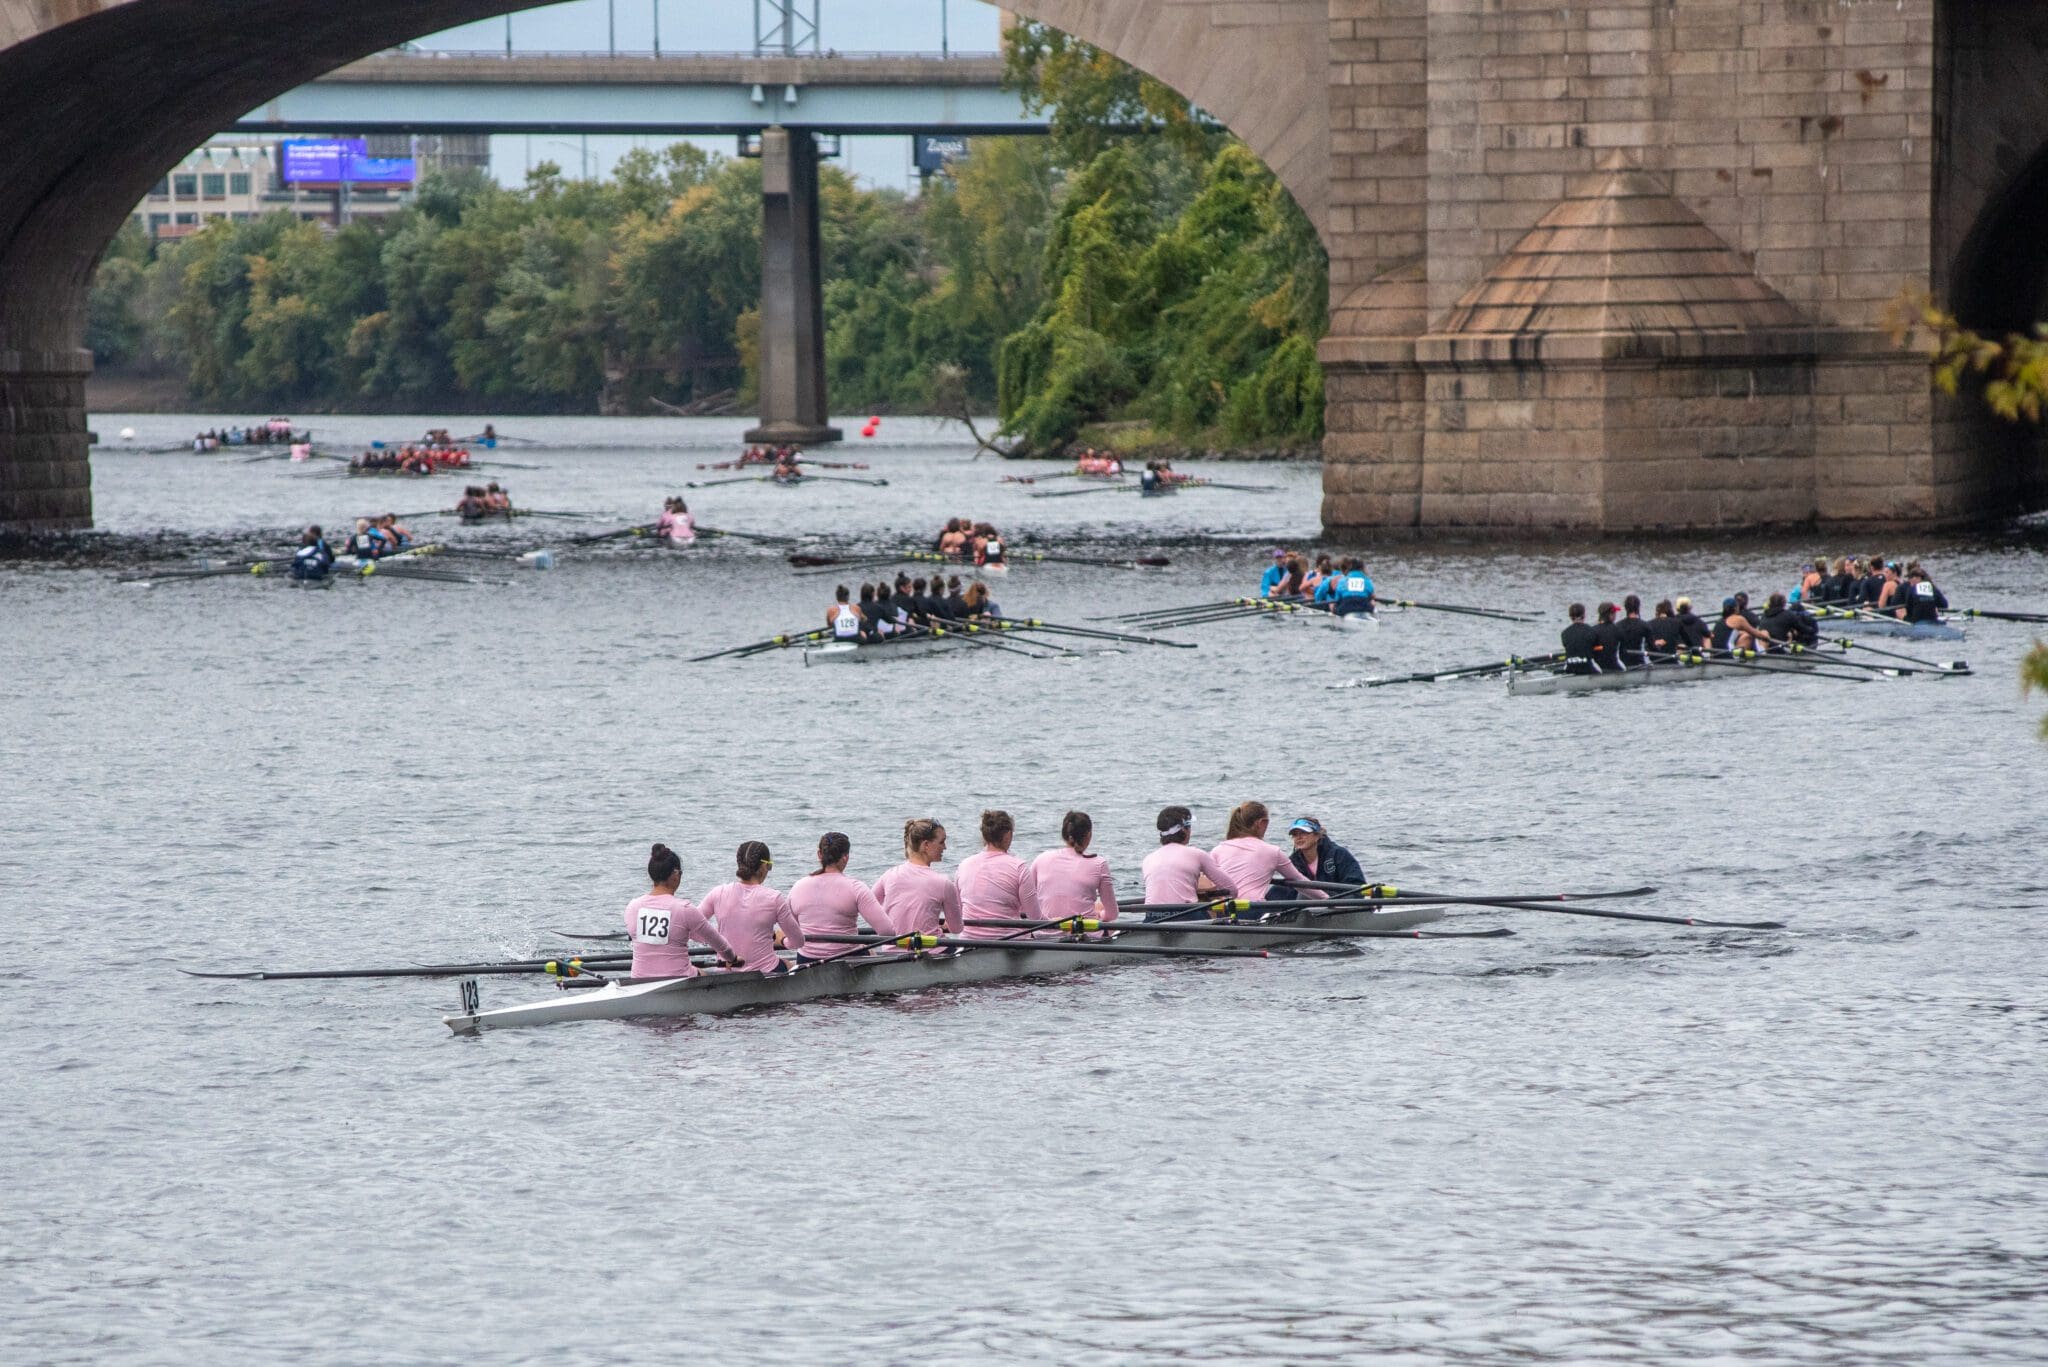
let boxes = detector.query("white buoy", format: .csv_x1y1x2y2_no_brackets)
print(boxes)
119,426,136,440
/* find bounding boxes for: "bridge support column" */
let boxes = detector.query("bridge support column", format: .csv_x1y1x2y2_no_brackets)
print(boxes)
0,348,94,535
745,127,840,447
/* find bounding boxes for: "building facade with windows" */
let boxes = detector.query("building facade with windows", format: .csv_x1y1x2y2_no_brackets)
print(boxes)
133,134,489,242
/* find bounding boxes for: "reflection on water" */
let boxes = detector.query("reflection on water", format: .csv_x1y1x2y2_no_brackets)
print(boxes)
4,414,2046,1363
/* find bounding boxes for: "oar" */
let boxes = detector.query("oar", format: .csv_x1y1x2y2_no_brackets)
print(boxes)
1823,637,1971,673
1273,882,1782,931
793,458,870,470
1380,598,1538,623
563,523,660,545
696,525,800,545
501,509,592,520
690,627,831,663
1958,607,2048,624
1099,597,1250,622
1001,550,1171,570
181,957,614,981
1361,653,1564,687
1770,644,1965,679
962,917,1513,941
1179,479,1278,493
1273,881,1658,903
1028,484,1138,499
118,560,289,585
985,616,1197,648
802,932,1270,959
685,475,772,489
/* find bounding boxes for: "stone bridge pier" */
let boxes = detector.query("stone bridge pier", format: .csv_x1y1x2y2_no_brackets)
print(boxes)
3,0,2046,534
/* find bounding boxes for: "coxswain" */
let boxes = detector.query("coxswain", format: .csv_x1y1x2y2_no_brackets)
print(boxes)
290,525,334,582
1591,602,1623,670
1325,558,1375,617
1259,549,1289,597
1560,603,1599,674
345,518,381,560
656,496,695,545
1674,597,1710,651
1140,806,1233,917
698,841,805,975
626,843,740,978
1900,563,1948,623
788,832,892,961
1030,811,1119,934
1264,817,1365,901
1210,802,1321,908
1615,594,1652,667
871,819,962,937
956,810,1039,939
827,584,864,640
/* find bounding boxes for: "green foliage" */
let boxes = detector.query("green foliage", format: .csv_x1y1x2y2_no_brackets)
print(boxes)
2026,642,2048,740
1890,291,2048,424
85,30,1330,442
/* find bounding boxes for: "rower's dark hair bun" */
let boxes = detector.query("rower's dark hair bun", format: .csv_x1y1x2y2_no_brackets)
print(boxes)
736,840,772,880
648,843,681,883
817,831,850,871
980,809,1013,844
1062,810,1092,848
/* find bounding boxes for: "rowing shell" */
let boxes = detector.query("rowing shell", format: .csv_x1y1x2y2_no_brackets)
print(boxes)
1508,653,1824,695
444,903,1446,1034
1822,616,1966,642
802,634,974,665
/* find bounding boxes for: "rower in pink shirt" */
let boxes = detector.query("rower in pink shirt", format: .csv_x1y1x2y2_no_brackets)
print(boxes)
656,497,696,545
697,840,806,974
788,831,893,959
1140,805,1235,907
623,842,740,978
1210,801,1324,907
955,809,1039,938
1030,810,1119,932
871,818,962,936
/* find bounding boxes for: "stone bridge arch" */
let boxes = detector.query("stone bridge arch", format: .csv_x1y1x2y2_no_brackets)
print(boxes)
0,0,1329,531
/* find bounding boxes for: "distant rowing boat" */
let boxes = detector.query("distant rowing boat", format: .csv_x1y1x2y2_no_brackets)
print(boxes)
1508,653,1825,695
444,902,1446,1034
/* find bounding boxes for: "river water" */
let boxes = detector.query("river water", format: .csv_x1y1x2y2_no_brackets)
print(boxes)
6,414,2046,1364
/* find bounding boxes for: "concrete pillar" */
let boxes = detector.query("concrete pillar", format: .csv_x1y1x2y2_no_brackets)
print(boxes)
745,127,841,446
0,348,94,534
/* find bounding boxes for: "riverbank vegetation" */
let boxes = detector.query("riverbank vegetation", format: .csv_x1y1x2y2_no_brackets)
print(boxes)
84,26,1327,452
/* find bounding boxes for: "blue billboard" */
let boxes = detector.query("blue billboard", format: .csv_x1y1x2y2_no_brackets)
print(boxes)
280,139,416,186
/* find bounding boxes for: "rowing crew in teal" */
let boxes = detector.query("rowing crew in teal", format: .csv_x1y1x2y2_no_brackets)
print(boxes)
1262,552,1376,615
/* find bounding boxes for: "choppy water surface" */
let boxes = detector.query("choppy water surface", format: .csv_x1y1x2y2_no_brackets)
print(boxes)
6,414,2047,1365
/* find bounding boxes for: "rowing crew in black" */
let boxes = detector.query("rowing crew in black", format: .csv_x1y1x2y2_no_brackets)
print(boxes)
1558,591,1823,676
1797,556,1948,623
825,575,1002,642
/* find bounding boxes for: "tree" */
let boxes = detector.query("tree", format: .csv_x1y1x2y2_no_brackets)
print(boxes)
1888,291,2048,424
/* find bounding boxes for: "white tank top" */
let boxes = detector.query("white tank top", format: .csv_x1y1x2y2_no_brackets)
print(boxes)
831,604,860,638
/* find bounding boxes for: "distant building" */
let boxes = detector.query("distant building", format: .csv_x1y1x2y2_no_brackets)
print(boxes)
132,133,490,243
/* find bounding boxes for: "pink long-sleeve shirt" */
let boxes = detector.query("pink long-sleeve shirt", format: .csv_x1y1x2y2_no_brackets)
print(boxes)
871,860,962,936
788,869,892,957
1029,846,1119,925
623,892,734,979
955,846,1038,938
1209,837,1323,903
1140,843,1235,906
698,881,806,973
656,508,695,544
